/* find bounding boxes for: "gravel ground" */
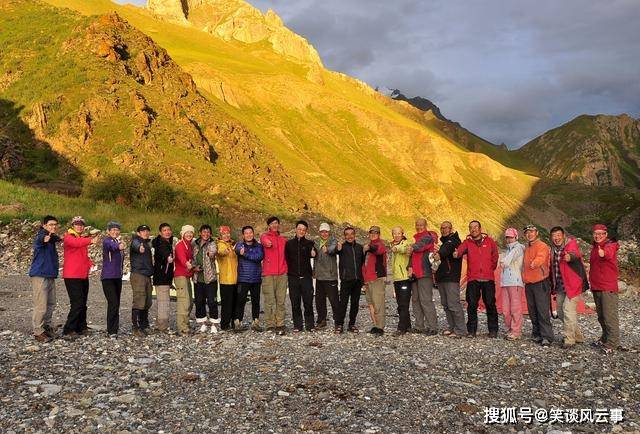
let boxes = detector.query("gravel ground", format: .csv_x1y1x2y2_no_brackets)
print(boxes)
0,276,639,433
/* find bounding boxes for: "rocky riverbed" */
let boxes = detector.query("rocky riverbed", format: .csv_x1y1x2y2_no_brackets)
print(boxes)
0,276,639,433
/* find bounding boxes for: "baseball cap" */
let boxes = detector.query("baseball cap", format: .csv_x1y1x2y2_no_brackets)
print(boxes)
523,224,538,233
71,216,86,225
504,228,518,238
107,221,121,231
136,224,151,232
369,226,381,234
319,222,331,232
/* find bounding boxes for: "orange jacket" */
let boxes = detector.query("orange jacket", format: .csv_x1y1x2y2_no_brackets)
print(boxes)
523,239,550,284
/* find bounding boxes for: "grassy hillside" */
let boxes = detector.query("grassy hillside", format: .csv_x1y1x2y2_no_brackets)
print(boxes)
0,180,223,231
517,114,640,188
33,0,543,236
1,0,305,227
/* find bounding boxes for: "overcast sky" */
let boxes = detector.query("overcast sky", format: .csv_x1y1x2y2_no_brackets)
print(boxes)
121,0,640,147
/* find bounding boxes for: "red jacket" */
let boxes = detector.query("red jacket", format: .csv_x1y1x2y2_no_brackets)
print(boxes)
410,230,438,279
260,231,287,276
455,234,498,282
552,237,588,299
363,238,387,283
62,232,93,279
174,239,194,278
589,239,619,292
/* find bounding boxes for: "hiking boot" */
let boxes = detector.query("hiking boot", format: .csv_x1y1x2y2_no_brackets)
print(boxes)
442,330,453,336
199,323,208,333
334,326,343,334
63,331,79,341
393,330,407,337
466,333,476,339
347,325,359,333
541,339,552,347
43,325,56,339
316,320,327,330
487,331,498,339
533,336,543,344
251,319,262,332
34,333,52,343
132,329,145,338
425,330,438,336
276,327,286,336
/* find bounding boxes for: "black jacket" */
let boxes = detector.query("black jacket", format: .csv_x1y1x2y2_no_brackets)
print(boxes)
130,235,153,277
152,235,174,285
285,236,315,278
338,240,364,281
435,232,462,283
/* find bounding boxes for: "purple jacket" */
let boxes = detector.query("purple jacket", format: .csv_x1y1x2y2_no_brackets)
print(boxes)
101,237,123,280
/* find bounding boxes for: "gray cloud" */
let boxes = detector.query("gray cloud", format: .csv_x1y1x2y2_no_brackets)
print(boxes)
250,0,640,147
122,0,640,147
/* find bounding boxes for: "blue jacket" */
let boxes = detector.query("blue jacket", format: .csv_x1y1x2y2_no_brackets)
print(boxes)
28,228,61,278
235,240,264,283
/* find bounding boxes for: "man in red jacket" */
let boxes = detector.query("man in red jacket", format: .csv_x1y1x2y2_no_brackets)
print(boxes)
550,226,588,349
62,216,99,338
260,216,288,335
363,226,387,335
589,224,621,354
454,220,499,338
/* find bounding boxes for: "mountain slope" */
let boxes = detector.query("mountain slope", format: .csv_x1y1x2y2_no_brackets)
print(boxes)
517,114,640,188
29,0,547,235
0,0,303,221
378,88,536,174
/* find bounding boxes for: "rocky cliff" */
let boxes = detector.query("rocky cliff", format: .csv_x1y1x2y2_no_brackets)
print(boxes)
517,114,640,188
147,0,323,66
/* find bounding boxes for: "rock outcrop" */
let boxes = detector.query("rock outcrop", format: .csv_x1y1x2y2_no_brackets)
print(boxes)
147,0,189,24
147,0,323,66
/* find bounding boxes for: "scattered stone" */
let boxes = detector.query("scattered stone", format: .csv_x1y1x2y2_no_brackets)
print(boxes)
38,384,62,396
505,356,518,367
0,274,638,431
182,372,200,382
111,394,136,404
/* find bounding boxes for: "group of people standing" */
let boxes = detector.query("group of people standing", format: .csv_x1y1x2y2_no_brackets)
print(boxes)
28,214,622,353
